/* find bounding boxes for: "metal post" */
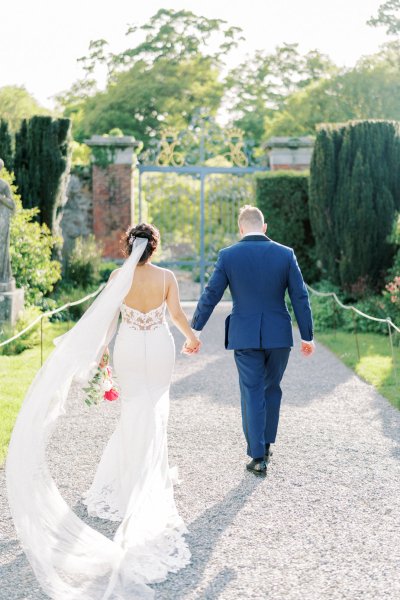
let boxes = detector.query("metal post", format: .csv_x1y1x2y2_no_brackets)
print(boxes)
67,304,71,331
387,321,399,388
352,312,360,360
332,298,337,339
200,170,205,292
40,316,44,367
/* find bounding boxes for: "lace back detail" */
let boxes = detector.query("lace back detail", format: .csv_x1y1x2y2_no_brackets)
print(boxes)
121,302,166,330
121,270,167,331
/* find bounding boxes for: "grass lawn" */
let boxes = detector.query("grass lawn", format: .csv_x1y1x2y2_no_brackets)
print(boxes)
0,321,68,465
317,330,400,409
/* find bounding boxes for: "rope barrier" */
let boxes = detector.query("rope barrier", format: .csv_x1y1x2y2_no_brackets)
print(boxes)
306,283,400,334
0,283,105,348
1,280,399,348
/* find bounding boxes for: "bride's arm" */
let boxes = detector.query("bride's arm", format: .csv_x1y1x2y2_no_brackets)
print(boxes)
99,268,121,367
166,271,201,352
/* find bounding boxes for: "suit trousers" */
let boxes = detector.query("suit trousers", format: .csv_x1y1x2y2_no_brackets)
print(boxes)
233,347,291,459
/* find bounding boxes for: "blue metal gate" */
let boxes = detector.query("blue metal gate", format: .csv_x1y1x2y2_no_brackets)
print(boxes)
136,119,269,297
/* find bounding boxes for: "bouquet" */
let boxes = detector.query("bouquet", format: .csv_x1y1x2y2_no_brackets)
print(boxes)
83,351,120,407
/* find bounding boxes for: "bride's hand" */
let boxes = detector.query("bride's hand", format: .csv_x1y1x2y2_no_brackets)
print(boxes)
99,348,110,368
182,337,201,355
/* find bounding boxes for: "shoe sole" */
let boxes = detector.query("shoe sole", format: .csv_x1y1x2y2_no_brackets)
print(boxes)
246,465,267,476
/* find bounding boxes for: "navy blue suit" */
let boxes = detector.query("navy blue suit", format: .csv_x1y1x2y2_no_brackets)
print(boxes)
191,234,313,459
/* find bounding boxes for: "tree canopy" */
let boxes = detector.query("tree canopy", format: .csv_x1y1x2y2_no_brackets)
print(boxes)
368,0,400,36
0,86,50,133
55,8,400,148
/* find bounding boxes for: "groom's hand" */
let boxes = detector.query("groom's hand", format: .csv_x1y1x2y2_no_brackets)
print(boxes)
301,340,315,357
181,338,201,355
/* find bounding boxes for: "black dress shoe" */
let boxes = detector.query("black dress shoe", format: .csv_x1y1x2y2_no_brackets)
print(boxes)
264,449,273,463
246,458,267,475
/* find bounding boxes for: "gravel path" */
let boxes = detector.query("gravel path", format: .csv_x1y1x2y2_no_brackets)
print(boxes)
1,303,400,600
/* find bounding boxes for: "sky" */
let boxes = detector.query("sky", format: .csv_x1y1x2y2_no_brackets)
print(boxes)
0,0,391,109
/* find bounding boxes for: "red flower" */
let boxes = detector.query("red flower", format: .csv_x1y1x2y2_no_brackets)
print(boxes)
104,388,119,401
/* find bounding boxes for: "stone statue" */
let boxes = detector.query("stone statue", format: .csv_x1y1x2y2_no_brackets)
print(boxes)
0,158,16,285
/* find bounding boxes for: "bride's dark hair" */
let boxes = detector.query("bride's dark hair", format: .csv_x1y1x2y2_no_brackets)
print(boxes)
122,223,160,264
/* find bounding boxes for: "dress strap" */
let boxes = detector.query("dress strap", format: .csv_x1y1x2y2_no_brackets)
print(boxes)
163,270,166,304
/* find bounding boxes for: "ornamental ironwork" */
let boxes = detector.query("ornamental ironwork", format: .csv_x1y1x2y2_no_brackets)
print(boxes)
222,128,248,167
138,114,265,168
156,128,185,167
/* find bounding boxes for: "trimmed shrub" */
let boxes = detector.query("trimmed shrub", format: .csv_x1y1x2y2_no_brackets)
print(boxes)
0,119,13,170
14,116,71,233
256,171,318,282
309,120,400,292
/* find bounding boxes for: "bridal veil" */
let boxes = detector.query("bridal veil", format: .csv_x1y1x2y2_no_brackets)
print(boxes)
5,238,189,599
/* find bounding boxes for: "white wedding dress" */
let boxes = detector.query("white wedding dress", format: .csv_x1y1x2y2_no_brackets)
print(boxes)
82,280,189,560
5,239,190,600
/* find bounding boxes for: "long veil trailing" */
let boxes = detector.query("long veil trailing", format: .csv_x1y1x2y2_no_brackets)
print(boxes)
5,238,188,599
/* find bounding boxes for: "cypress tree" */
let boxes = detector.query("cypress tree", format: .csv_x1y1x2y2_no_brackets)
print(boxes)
309,120,400,292
0,119,13,170
14,116,71,232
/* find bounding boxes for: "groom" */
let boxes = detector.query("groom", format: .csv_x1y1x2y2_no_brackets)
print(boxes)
191,205,314,475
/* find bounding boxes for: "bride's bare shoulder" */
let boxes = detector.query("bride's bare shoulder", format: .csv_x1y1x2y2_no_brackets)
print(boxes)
161,268,177,283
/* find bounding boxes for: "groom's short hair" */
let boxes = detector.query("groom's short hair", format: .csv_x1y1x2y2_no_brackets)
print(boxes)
238,205,264,228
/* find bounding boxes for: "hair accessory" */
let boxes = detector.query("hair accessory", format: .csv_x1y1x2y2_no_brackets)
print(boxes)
128,233,136,245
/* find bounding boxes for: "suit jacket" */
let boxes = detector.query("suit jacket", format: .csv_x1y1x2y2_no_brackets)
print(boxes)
191,235,313,350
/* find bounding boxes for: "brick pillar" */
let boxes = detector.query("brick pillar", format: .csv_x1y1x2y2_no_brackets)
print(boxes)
86,135,140,259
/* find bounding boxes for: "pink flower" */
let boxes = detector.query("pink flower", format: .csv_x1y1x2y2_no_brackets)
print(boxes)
104,388,119,401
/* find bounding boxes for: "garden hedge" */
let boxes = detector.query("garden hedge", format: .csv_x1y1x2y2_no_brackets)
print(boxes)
256,170,318,283
14,116,71,233
309,120,400,292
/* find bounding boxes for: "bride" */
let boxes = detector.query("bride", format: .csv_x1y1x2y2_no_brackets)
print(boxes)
6,223,201,599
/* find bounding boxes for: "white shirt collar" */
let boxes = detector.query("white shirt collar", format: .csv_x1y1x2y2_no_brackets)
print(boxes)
242,231,266,237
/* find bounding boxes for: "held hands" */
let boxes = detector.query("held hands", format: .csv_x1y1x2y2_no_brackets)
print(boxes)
181,336,201,356
301,340,315,357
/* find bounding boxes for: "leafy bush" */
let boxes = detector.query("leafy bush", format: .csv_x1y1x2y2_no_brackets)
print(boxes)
0,306,47,355
256,171,318,283
99,260,119,282
64,235,103,288
382,248,400,326
3,170,62,305
50,283,100,321
302,280,392,336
